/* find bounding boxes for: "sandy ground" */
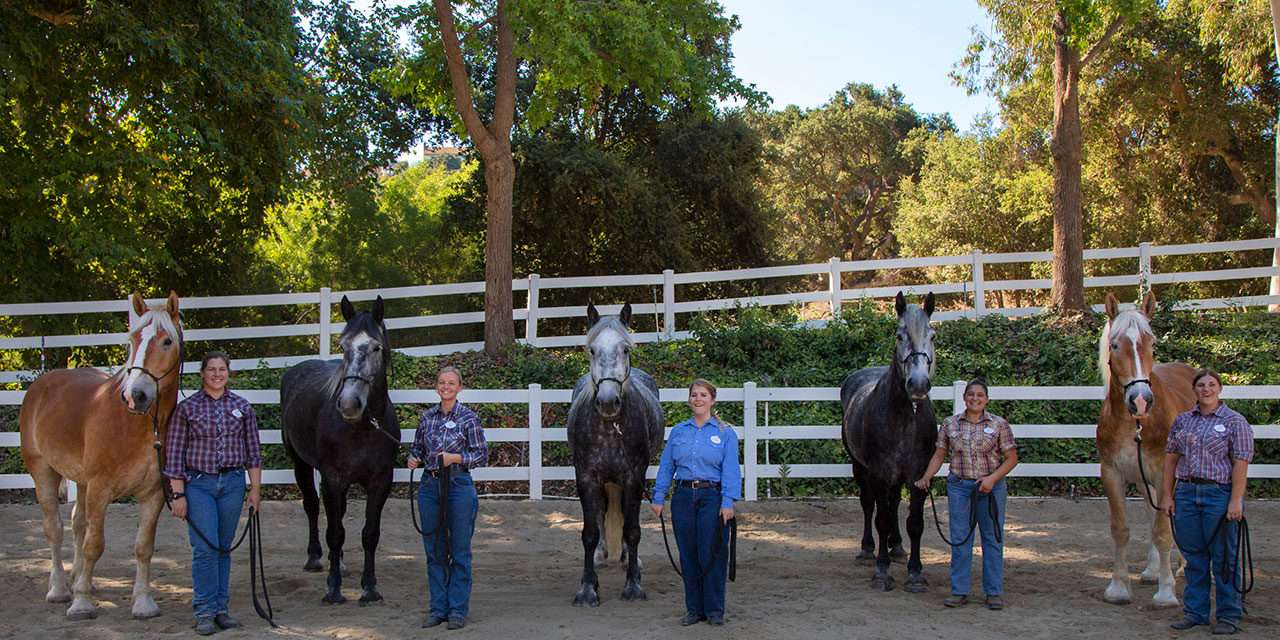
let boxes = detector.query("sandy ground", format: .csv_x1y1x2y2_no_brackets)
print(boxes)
0,496,1276,639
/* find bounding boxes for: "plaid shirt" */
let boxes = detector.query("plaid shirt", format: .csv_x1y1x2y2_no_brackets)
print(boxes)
1166,402,1254,484
936,411,1017,479
409,402,488,471
163,390,263,480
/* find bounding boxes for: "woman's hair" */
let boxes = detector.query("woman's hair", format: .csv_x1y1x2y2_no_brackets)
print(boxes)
689,378,730,429
200,351,231,371
435,365,463,386
1192,368,1222,388
965,377,989,396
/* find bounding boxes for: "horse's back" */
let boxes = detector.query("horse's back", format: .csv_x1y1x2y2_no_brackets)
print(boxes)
280,359,339,459
839,367,887,457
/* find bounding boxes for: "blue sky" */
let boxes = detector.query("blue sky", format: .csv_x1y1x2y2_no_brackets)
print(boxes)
721,0,999,129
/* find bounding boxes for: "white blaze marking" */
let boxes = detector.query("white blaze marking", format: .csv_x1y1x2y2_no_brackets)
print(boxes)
123,320,157,406
1125,325,1144,379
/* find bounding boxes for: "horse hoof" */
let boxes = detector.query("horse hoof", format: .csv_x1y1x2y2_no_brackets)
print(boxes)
66,602,97,621
890,545,906,559
620,584,647,602
131,595,161,619
358,590,384,606
904,574,928,593
572,586,600,608
303,557,324,572
856,549,875,562
870,575,895,592
46,589,71,604
322,592,348,605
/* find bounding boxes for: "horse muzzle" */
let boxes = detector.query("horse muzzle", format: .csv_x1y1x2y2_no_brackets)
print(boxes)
594,382,623,419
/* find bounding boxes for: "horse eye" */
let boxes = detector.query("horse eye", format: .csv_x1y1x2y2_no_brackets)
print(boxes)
372,344,382,352
163,338,173,346
1110,342,1118,350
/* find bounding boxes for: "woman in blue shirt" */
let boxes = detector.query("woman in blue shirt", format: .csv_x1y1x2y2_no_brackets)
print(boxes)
651,379,742,626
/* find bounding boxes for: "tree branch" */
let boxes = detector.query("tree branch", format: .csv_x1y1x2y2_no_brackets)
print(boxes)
491,0,516,140
1081,17,1124,69
432,0,497,156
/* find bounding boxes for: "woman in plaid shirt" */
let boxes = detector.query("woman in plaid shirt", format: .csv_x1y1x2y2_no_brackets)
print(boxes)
163,351,262,636
1161,369,1254,635
407,366,488,630
916,377,1018,610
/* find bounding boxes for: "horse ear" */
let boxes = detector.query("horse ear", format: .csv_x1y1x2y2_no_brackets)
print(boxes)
619,302,632,327
131,292,147,317
894,291,906,317
372,295,385,324
923,292,935,317
1141,290,1157,319
166,290,180,315
587,301,599,327
1104,292,1119,320
340,295,355,322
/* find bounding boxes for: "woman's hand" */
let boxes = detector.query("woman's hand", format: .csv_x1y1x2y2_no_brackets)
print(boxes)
1227,497,1244,521
720,507,734,523
171,496,187,519
407,456,420,470
246,486,261,513
1160,493,1175,518
650,503,663,517
978,476,996,493
913,477,931,490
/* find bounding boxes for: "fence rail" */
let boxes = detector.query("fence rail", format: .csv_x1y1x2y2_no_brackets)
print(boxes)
2,383,1277,501
2,238,1278,383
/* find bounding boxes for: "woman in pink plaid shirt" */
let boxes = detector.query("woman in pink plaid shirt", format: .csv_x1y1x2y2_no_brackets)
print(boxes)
916,377,1018,611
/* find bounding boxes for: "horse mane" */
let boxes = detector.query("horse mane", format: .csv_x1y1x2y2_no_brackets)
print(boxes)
116,306,182,389
1098,309,1153,388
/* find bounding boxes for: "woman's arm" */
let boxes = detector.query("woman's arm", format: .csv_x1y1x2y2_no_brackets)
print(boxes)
915,447,946,489
650,433,677,515
719,430,742,521
980,447,1018,493
458,411,488,469
1161,452,1181,517
1227,458,1248,521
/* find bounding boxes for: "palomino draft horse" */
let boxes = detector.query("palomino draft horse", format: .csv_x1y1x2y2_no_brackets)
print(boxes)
1097,291,1192,607
841,291,937,592
20,292,183,620
567,302,664,607
281,295,399,605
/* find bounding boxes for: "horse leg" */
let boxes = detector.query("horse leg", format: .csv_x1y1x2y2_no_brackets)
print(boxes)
30,459,70,603
70,488,88,596
1148,491,1179,608
870,489,896,591
358,476,391,605
294,461,324,572
853,462,875,561
619,479,646,601
903,485,928,593
321,478,351,604
129,488,164,619
573,480,604,607
1101,464,1132,604
888,490,906,560
67,483,110,620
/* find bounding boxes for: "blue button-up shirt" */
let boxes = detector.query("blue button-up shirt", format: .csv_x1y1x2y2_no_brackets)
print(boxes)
409,402,488,472
652,416,742,509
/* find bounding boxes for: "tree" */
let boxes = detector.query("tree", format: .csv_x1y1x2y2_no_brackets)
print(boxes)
961,1,1150,311
386,0,759,354
751,84,951,270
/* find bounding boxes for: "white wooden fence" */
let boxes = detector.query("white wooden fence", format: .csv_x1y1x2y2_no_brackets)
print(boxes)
2,382,1277,501
2,237,1278,383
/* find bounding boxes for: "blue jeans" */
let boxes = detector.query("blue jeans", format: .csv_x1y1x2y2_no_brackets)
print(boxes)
418,469,479,621
947,474,1006,597
185,469,246,619
671,486,730,619
1173,482,1242,625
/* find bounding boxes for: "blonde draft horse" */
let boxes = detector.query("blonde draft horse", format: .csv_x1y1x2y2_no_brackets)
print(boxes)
19,292,183,620
1096,291,1193,608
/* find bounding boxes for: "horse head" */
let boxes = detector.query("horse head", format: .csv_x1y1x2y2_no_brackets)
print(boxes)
120,291,183,414
894,291,936,402
585,301,634,420
333,295,388,424
1101,291,1158,418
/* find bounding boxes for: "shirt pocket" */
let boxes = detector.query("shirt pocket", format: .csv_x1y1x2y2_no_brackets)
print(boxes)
1202,428,1229,459
669,431,694,465
191,412,220,438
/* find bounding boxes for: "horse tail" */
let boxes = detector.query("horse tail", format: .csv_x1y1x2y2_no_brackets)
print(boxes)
604,482,623,561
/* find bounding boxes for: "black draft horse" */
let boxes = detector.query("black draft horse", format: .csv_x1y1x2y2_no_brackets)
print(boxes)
281,295,399,605
567,302,664,607
841,291,937,592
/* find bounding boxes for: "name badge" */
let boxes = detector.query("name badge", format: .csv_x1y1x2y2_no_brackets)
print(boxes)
445,420,458,430
231,409,243,419
1213,424,1226,433
710,435,722,445
983,426,995,435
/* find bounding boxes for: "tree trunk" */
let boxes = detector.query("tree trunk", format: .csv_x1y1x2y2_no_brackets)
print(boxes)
1049,10,1087,312
482,150,516,353
1270,0,1280,310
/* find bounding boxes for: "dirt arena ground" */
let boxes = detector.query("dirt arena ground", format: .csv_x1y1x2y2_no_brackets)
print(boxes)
0,497,1275,639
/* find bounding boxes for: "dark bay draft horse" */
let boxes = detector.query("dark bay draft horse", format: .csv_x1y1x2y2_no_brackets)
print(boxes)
567,302,664,607
841,291,937,592
281,295,399,605
1097,291,1191,607
20,292,183,620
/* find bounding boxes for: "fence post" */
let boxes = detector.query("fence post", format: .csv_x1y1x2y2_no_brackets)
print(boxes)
528,383,542,500
525,274,540,347
952,380,967,416
971,249,985,319
319,287,332,359
743,382,758,501
1138,242,1152,297
662,269,676,339
828,257,842,318
66,479,77,504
